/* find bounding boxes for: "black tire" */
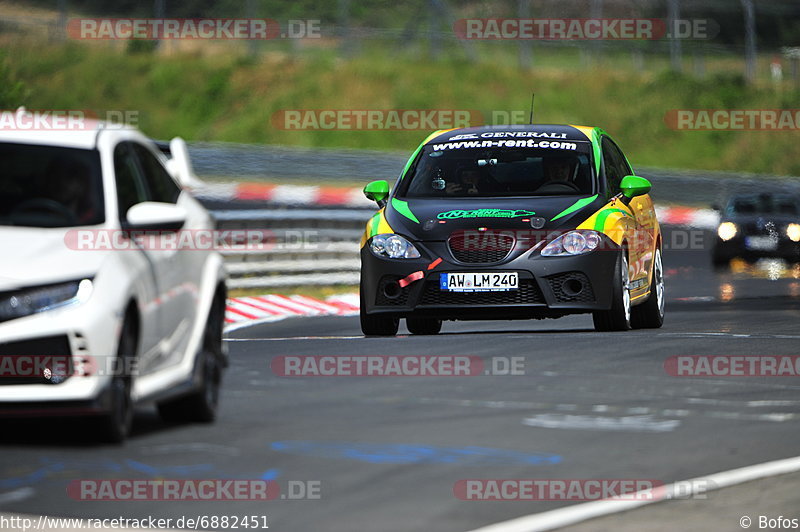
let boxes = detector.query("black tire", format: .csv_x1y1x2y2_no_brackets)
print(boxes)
631,248,665,329
593,250,632,332
97,314,136,444
359,288,398,336
157,290,225,423
157,348,221,423
406,317,442,335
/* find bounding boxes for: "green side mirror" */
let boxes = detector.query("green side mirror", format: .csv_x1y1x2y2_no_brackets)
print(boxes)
620,175,651,199
364,180,390,205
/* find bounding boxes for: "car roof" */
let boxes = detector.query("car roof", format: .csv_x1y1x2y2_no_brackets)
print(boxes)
0,110,138,150
424,124,599,145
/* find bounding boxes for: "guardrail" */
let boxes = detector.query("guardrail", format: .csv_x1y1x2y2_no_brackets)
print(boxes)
211,208,371,289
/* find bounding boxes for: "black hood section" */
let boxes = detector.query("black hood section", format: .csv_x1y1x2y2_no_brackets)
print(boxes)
386,196,608,241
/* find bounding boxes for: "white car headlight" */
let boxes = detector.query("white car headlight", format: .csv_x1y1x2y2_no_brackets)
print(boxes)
370,234,421,259
787,223,800,242
541,230,602,257
717,222,738,241
0,279,93,322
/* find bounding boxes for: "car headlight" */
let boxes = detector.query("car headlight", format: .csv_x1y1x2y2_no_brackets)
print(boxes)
717,222,738,241
369,234,421,259
787,223,800,243
541,230,602,257
0,279,93,322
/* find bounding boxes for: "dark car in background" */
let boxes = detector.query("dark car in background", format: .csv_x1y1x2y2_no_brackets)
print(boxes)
712,192,800,267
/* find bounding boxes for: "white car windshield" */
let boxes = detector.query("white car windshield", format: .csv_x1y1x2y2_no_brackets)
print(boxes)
0,143,105,227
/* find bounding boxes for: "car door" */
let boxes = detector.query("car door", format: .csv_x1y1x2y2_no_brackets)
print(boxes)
601,136,653,293
113,142,164,375
129,142,200,370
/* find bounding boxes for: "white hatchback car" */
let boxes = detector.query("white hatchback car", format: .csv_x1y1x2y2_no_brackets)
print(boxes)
0,111,227,442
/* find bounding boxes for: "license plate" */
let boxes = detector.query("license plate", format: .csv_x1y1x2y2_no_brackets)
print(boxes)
745,236,778,251
440,272,518,292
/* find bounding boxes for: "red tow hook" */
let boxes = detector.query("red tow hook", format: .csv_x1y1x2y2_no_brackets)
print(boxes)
398,257,443,288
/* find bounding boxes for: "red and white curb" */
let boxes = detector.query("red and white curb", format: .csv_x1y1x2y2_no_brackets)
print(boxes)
225,293,359,331
655,205,718,230
195,183,373,208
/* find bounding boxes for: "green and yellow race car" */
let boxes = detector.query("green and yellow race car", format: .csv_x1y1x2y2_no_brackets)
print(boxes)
359,124,664,335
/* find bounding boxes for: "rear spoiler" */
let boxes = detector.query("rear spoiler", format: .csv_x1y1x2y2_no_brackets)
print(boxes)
153,137,204,189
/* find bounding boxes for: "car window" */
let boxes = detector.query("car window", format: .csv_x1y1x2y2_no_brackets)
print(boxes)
729,195,800,216
601,137,627,196
131,143,181,204
114,143,147,222
0,143,104,228
399,143,595,198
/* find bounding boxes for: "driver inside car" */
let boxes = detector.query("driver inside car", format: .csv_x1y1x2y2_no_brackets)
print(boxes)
539,157,578,189
44,157,96,224
446,168,482,195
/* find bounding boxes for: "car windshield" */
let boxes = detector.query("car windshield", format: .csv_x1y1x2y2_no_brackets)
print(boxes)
398,142,595,198
0,143,105,228
728,194,799,216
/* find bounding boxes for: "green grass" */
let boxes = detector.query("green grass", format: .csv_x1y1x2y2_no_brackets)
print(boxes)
3,41,800,175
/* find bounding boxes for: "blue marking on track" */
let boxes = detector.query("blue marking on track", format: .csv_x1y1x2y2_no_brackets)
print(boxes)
260,469,280,480
270,441,562,466
0,459,218,491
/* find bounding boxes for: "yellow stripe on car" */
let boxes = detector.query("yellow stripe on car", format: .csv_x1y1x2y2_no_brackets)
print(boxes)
360,208,395,248
576,200,635,245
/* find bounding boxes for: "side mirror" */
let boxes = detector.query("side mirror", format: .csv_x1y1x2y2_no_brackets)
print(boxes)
620,175,652,199
364,180,390,207
125,202,187,232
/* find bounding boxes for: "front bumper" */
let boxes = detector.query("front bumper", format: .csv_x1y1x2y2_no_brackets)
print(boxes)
0,295,122,413
361,237,619,320
713,236,800,262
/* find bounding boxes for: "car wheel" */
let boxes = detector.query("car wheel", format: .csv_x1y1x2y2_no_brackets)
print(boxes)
631,248,665,329
593,250,632,332
406,317,442,335
158,292,224,423
359,288,398,336
97,315,135,443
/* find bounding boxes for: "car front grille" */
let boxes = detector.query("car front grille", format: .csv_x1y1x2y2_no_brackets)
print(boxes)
0,335,73,385
546,272,596,303
448,231,514,264
420,279,544,306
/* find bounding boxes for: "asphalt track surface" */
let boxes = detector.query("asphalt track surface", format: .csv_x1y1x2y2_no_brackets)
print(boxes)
1,228,800,532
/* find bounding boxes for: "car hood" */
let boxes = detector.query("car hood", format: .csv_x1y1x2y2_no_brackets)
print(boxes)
385,195,606,240
0,227,106,291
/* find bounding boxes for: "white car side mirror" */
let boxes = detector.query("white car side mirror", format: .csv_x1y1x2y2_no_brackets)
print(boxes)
125,202,187,231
